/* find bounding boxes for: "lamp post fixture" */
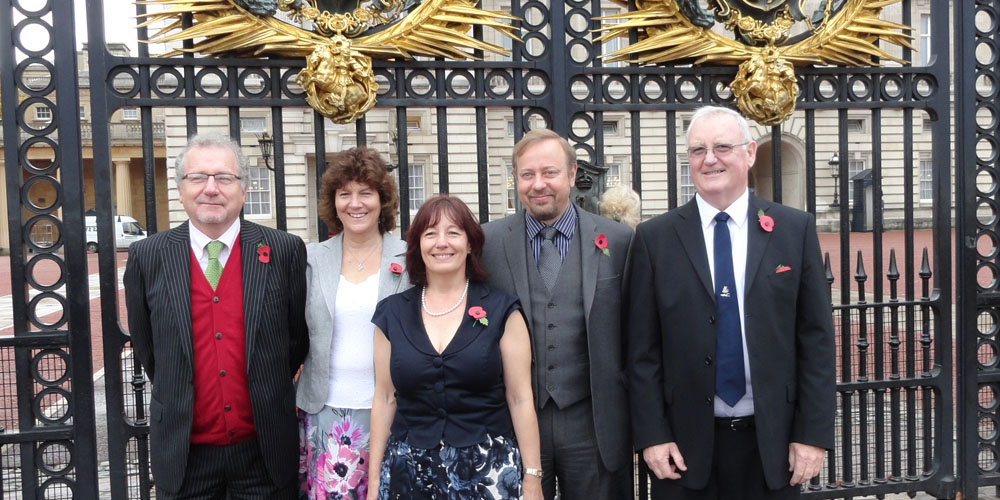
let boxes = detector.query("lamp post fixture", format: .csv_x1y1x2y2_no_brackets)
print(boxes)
829,152,840,207
257,132,274,171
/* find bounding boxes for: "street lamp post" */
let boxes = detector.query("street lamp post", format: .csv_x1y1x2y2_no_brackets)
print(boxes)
829,152,840,207
257,132,274,171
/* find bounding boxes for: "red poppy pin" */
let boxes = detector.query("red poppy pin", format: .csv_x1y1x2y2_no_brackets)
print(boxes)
775,265,791,274
256,242,270,264
468,306,488,327
389,262,403,279
594,234,610,256
757,209,774,233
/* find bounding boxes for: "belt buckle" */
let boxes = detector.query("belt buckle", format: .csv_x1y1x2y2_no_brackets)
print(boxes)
729,417,744,431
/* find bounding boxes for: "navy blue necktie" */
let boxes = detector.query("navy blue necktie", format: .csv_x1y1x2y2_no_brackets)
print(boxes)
713,212,746,406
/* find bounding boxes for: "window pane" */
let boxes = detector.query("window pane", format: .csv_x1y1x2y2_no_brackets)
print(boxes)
506,166,517,213
244,167,271,216
122,108,138,120
920,160,933,201
680,161,694,204
606,163,621,187
920,14,931,66
240,117,266,133
409,163,425,211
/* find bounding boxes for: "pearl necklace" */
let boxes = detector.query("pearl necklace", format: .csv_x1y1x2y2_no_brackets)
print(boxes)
421,279,470,317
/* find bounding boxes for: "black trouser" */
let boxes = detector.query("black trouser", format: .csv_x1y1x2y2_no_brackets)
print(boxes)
157,438,296,500
650,417,800,500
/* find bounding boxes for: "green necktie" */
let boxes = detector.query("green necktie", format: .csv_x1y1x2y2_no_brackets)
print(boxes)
205,240,224,290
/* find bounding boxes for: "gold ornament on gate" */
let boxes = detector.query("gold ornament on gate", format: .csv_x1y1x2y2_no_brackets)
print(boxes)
140,0,519,124
297,36,377,123
597,0,915,125
730,50,797,126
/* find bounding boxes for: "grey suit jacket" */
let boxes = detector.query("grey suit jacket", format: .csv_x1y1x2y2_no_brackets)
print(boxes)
123,220,309,494
481,208,634,471
296,233,410,413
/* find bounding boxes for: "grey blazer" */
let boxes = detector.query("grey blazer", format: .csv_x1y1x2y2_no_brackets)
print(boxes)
481,208,634,472
296,233,410,414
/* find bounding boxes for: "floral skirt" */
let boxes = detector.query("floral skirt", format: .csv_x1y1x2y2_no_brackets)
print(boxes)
299,406,372,500
377,434,523,500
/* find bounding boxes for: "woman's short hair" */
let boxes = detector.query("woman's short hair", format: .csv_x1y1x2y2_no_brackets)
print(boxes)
600,184,642,229
405,195,489,288
318,147,399,235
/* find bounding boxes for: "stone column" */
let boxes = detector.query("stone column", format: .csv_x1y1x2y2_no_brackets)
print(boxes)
113,159,133,216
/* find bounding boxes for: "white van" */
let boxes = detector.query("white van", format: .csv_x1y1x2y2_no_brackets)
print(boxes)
85,215,147,252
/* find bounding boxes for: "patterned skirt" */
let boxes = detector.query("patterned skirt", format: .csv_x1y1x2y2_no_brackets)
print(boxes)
377,434,523,500
299,407,372,500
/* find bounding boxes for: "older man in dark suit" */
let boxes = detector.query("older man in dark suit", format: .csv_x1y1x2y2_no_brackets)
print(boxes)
482,129,633,499
124,132,308,499
627,106,835,499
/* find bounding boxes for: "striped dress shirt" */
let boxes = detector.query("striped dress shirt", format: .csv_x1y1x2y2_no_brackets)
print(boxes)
525,204,578,269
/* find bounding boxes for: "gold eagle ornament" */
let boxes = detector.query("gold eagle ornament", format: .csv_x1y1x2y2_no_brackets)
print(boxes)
596,0,914,125
138,0,519,123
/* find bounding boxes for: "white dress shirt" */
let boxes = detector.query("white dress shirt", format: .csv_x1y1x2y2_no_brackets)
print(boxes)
188,219,241,273
695,189,755,418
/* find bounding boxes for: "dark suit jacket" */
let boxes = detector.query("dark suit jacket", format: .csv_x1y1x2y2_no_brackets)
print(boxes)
627,196,834,491
481,208,634,472
124,220,309,494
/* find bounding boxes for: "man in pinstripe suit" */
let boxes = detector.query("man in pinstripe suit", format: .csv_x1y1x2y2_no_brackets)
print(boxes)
124,133,308,499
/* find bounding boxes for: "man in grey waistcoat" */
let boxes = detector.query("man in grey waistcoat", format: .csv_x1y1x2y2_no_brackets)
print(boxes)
482,129,634,499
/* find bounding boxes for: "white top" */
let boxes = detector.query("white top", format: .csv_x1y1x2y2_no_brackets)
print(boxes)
326,271,380,408
188,218,240,272
696,189,755,418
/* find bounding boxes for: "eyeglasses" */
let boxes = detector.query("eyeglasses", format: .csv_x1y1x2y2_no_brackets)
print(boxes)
182,173,241,186
687,142,750,159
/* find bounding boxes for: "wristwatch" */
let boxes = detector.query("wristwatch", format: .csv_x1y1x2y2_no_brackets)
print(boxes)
524,467,543,479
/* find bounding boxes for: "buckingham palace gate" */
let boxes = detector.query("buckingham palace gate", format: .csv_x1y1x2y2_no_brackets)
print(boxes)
0,0,998,498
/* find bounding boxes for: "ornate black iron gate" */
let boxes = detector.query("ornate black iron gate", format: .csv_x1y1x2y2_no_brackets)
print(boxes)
0,0,979,498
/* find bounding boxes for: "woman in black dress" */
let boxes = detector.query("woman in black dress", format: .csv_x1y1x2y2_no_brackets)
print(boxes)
368,195,542,500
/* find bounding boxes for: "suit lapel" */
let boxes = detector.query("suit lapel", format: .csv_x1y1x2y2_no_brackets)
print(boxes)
577,210,598,325
162,222,195,367
377,236,408,298
675,200,715,300
241,221,267,365
744,196,772,293
503,213,532,322
319,234,343,318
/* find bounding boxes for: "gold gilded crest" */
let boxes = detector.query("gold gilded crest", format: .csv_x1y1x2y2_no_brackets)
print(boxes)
139,0,519,123
597,0,914,125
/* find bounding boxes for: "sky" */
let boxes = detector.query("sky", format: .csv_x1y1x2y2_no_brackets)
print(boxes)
73,0,140,53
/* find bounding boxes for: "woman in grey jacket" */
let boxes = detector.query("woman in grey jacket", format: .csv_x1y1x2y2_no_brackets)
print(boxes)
295,147,410,499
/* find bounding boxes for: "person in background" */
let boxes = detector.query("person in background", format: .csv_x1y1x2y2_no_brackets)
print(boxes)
627,106,835,499
368,195,543,500
600,183,642,229
482,129,634,499
124,132,308,499
296,147,409,500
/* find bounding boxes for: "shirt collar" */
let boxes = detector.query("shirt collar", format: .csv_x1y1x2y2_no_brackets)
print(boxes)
189,218,241,255
525,203,578,240
695,189,750,230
